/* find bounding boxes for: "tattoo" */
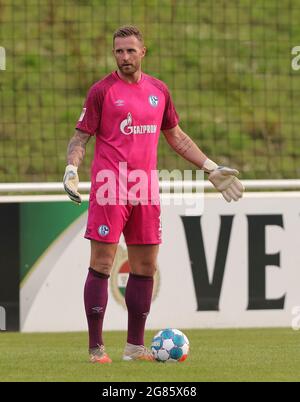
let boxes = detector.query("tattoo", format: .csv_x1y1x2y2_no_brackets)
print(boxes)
164,129,207,168
67,130,91,167
173,134,194,156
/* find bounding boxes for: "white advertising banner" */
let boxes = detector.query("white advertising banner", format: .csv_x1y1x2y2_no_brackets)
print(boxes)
20,192,300,332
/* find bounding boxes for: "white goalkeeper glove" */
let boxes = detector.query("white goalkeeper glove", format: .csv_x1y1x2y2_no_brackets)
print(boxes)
63,165,82,205
203,159,244,202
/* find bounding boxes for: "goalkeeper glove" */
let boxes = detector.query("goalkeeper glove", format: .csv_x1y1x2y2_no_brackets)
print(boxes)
203,159,244,202
63,165,82,205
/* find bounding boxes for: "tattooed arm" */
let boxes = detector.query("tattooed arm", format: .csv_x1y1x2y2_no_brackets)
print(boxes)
63,129,91,204
67,129,91,167
163,125,244,202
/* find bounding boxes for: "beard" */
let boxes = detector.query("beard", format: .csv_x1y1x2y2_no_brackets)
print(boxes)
118,63,138,75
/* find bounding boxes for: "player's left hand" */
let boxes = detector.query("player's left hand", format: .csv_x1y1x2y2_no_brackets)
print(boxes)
208,166,244,202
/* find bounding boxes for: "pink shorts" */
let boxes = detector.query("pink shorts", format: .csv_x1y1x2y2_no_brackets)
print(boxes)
85,201,162,245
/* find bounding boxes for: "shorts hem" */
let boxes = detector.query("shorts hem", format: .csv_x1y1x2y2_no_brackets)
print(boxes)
84,235,120,244
84,235,162,245
125,240,162,245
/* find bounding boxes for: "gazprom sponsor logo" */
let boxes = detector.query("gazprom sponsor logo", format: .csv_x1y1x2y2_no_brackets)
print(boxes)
120,112,157,135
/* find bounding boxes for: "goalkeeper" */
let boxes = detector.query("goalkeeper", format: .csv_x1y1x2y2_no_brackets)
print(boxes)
63,25,244,364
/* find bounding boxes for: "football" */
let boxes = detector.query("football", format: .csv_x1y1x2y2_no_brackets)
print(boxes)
151,328,189,362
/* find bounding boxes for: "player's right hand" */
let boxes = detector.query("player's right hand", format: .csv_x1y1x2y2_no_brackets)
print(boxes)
63,165,82,204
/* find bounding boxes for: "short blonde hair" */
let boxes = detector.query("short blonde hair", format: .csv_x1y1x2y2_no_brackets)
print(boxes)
113,26,144,46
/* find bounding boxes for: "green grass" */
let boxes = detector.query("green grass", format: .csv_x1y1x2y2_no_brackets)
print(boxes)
0,328,300,382
0,0,300,182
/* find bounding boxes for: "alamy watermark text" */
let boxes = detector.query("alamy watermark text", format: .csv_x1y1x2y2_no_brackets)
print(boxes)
0,47,6,70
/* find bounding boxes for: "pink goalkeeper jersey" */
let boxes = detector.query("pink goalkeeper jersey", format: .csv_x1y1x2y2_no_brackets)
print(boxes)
76,71,179,202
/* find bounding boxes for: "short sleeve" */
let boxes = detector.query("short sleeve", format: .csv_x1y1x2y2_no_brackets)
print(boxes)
161,88,179,130
76,85,102,136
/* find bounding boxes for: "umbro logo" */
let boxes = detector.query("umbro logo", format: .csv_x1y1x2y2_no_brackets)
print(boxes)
92,306,104,314
115,99,125,107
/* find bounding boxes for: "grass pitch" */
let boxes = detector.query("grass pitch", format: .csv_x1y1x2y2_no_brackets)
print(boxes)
0,328,299,382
